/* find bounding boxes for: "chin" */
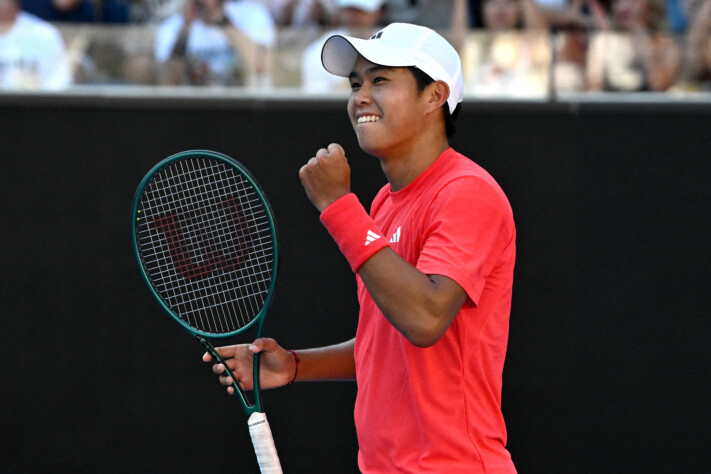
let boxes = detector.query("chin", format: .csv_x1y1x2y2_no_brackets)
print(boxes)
356,138,384,159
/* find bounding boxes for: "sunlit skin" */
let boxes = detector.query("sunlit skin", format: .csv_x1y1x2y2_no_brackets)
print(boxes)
204,56,467,393
346,56,450,192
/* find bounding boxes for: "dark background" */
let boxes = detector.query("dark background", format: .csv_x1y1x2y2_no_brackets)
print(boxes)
1,94,709,473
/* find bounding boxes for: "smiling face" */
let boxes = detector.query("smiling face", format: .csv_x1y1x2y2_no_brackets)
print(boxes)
347,56,432,159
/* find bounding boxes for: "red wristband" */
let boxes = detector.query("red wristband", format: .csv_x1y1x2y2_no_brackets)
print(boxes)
287,350,299,385
320,193,389,273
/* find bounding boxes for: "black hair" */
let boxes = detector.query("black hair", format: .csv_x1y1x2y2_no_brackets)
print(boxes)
407,67,460,139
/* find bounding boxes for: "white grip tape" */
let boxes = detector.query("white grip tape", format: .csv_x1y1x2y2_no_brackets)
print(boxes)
248,412,283,473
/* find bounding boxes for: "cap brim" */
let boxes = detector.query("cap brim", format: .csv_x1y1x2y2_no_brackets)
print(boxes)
321,35,415,77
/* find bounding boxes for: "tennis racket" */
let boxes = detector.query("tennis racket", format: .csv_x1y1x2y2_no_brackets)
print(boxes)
131,149,282,473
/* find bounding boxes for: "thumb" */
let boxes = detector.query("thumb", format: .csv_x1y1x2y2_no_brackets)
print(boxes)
248,337,279,354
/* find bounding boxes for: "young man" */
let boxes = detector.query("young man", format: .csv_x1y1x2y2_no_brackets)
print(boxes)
0,0,72,90
205,23,517,472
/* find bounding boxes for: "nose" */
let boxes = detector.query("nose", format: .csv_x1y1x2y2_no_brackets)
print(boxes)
353,82,372,107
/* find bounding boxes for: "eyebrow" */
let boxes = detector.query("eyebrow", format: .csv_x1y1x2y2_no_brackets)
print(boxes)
348,65,391,81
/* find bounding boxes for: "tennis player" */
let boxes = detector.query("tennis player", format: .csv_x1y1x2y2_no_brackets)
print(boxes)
205,22,517,473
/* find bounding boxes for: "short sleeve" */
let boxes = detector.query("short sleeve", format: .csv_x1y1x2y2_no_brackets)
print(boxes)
416,176,513,306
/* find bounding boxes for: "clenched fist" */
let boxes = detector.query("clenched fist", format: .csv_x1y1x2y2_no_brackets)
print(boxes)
299,143,352,212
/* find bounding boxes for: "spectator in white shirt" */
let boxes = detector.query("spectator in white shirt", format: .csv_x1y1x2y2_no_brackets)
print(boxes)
154,0,275,86
0,0,72,90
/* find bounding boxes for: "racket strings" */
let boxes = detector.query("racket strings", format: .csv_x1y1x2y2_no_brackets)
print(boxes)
136,157,275,334
145,158,271,333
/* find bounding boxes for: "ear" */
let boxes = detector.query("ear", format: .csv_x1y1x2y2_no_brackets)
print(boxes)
424,81,450,116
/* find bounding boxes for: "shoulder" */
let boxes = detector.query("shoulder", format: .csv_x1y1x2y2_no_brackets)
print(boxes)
437,150,507,199
427,150,513,221
15,12,63,43
16,12,55,33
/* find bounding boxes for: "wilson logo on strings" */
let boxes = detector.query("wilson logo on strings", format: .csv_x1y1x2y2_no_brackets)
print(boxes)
153,197,252,281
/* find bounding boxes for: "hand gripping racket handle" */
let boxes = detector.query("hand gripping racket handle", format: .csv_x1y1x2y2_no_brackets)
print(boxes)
248,412,283,473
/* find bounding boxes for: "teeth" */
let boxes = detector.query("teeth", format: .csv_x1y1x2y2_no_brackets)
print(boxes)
357,116,380,124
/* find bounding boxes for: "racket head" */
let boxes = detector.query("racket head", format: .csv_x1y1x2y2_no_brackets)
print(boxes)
131,150,278,340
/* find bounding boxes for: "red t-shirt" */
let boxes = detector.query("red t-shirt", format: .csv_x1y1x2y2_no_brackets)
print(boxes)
354,148,517,473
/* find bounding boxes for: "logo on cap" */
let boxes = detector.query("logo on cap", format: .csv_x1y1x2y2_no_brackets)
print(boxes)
369,31,383,40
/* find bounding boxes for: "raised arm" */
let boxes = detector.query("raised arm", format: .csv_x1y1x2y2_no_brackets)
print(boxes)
299,144,468,348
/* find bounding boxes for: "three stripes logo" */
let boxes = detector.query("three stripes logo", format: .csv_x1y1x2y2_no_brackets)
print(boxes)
369,31,383,40
364,227,402,246
365,230,382,246
389,226,401,243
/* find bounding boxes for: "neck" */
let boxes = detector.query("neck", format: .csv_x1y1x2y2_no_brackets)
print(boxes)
378,131,450,192
380,141,450,192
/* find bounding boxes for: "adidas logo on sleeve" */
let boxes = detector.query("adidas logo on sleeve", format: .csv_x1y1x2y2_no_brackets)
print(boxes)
389,226,401,243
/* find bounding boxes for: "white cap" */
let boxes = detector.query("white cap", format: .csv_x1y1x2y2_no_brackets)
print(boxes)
321,23,463,115
336,0,384,12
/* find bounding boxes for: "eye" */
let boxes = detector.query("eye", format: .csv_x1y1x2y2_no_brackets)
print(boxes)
373,76,386,84
350,81,361,91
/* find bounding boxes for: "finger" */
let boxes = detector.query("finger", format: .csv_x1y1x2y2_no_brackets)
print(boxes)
202,352,212,362
211,345,239,360
328,143,344,155
221,373,248,392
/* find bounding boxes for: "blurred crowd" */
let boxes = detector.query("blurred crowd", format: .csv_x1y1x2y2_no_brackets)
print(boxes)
2,0,711,94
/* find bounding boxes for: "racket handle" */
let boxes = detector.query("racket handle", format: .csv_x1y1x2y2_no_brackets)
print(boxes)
248,412,283,473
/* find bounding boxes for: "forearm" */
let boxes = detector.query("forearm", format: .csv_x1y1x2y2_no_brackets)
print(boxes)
358,249,465,348
292,339,356,382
